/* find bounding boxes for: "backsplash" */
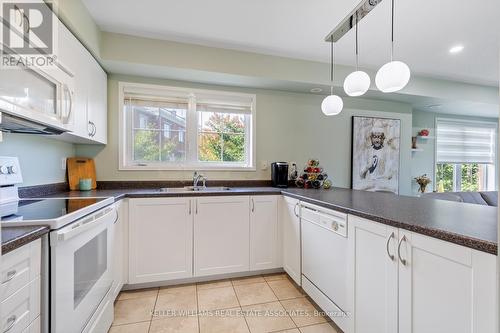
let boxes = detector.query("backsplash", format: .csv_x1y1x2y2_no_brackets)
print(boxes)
0,133,75,187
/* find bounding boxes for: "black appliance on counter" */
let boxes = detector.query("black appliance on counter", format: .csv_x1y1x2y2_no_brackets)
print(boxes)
271,162,289,188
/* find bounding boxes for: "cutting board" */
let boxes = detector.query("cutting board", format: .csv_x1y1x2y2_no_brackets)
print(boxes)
67,158,97,190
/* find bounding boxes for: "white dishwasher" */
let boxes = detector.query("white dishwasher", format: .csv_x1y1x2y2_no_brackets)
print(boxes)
301,202,350,333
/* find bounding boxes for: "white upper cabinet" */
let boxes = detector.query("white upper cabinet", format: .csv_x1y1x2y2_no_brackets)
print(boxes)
280,196,301,285
128,198,193,284
249,195,280,271
194,196,250,277
398,230,496,333
57,20,107,144
347,215,399,333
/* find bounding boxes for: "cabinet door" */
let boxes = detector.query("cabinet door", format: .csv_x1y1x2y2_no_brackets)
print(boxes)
250,196,279,271
280,196,301,285
347,215,398,333
86,56,107,144
398,231,496,333
129,198,193,284
194,196,249,276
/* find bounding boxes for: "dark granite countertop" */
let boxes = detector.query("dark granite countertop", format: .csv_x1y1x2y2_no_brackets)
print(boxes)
2,226,49,255
282,187,498,255
19,184,498,255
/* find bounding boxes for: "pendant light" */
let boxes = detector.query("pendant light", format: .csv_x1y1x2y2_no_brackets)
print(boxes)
321,39,343,116
375,0,410,93
343,13,370,97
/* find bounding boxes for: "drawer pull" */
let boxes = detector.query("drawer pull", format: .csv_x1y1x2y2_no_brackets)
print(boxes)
1,270,17,284
3,315,16,332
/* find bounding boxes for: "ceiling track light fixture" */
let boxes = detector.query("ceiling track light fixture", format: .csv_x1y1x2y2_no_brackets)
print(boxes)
375,0,411,93
343,13,371,97
321,39,343,116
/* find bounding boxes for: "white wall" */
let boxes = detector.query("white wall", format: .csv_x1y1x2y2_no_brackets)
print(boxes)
76,74,414,194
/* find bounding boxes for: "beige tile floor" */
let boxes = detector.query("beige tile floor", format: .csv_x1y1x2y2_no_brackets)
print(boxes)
109,273,342,333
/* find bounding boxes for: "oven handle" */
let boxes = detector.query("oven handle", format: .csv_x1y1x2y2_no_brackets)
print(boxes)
52,206,116,244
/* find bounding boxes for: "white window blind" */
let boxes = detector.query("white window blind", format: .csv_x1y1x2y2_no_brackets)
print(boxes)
436,118,497,164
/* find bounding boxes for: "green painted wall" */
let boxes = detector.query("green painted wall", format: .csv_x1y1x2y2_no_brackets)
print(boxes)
0,134,75,186
76,74,414,194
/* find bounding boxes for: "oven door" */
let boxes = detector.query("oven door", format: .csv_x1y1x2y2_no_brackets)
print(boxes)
50,205,116,333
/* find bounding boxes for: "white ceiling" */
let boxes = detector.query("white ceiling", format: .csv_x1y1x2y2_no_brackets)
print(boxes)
82,0,499,87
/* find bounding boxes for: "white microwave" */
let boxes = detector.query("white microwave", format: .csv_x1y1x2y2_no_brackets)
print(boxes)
0,59,75,134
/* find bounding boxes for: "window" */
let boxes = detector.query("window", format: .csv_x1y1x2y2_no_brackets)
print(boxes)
120,82,255,170
435,118,497,192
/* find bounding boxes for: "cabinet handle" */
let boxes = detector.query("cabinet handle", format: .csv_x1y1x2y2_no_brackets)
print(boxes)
1,270,17,284
3,315,16,332
386,232,395,261
251,198,255,212
88,121,93,136
195,200,198,214
92,123,97,137
189,200,192,215
398,235,407,266
293,203,299,218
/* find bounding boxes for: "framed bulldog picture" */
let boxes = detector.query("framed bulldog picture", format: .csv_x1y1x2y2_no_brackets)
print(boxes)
351,116,401,194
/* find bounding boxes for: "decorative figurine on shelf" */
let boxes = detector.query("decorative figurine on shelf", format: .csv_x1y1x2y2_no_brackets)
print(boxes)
418,129,429,137
415,174,432,193
295,159,331,189
411,136,418,149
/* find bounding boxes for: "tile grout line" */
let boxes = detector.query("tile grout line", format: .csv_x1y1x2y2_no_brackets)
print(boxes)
231,277,252,333
147,288,160,333
195,284,202,333
265,276,299,330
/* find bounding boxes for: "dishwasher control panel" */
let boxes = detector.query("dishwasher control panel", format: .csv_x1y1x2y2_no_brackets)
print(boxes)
301,203,347,237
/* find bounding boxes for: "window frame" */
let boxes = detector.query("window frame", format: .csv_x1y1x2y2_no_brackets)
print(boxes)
434,117,498,192
118,82,256,171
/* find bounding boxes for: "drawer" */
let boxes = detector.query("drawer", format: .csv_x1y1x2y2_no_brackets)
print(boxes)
22,317,40,333
1,277,40,333
1,239,41,302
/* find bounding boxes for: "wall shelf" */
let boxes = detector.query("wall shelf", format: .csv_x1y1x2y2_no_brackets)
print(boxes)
417,136,434,140
411,148,424,152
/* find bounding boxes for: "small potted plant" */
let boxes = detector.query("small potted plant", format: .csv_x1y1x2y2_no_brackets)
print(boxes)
415,174,432,193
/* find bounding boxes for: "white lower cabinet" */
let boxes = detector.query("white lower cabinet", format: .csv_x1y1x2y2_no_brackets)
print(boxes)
194,196,250,276
398,230,496,333
250,196,280,271
128,198,193,284
347,215,398,333
280,196,301,285
348,215,496,333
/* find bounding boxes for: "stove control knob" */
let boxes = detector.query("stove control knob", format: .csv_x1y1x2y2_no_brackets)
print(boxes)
0,165,8,174
7,165,17,174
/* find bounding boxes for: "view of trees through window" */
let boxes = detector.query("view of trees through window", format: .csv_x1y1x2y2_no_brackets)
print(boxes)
436,163,486,192
131,107,246,164
198,112,246,163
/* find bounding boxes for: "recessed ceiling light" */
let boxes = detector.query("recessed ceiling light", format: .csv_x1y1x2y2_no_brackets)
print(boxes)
449,45,464,54
310,88,323,93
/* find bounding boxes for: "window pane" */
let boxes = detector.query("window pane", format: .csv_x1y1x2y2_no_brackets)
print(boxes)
222,133,245,162
133,130,160,161
198,133,221,162
436,163,454,192
198,111,246,163
461,163,480,192
133,107,160,129
161,130,186,162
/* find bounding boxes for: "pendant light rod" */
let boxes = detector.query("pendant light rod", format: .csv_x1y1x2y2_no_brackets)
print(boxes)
330,39,334,95
391,0,394,61
324,0,382,42
355,12,359,70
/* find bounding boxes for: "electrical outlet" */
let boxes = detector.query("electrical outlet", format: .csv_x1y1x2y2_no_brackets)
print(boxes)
260,161,268,171
61,157,67,170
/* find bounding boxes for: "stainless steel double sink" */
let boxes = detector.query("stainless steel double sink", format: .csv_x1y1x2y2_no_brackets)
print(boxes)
159,186,231,193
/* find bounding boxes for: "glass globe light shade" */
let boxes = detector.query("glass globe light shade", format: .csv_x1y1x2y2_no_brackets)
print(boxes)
321,94,343,116
375,60,411,93
343,71,371,96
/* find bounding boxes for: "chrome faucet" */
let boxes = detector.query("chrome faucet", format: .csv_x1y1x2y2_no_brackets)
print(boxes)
193,171,207,189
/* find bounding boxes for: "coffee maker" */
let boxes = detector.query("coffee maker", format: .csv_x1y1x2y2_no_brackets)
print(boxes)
271,162,289,188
